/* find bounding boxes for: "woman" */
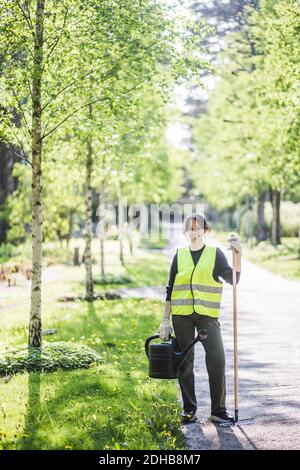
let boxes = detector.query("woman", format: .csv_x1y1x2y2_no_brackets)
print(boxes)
158,213,242,425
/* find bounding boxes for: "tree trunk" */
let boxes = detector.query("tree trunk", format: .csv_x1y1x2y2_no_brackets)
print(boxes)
235,206,241,233
246,197,254,246
119,239,124,266
256,190,267,242
128,235,133,256
74,247,80,266
29,0,45,348
118,182,125,266
99,172,105,277
269,187,281,246
84,128,94,300
66,209,74,249
100,239,105,277
0,144,17,243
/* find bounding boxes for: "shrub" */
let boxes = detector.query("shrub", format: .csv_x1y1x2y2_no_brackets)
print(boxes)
0,341,102,376
94,274,133,285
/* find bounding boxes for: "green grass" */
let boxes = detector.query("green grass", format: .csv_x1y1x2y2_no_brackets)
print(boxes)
0,299,184,450
80,253,169,293
140,238,168,250
242,237,300,280
90,247,169,292
213,231,300,280
0,239,185,450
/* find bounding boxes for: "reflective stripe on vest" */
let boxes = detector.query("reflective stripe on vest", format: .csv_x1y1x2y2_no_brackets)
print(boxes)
170,245,223,318
171,299,221,308
172,284,222,294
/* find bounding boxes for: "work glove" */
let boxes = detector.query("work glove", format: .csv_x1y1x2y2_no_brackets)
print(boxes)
158,317,173,341
227,233,242,255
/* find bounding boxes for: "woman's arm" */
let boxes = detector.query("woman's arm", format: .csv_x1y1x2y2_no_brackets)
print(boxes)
163,251,178,317
158,252,177,339
163,300,171,319
213,247,241,285
165,251,178,301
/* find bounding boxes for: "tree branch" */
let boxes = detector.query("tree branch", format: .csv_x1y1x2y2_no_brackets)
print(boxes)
41,55,128,113
41,97,111,140
41,75,152,141
7,122,32,165
8,147,32,167
10,89,32,149
24,0,34,30
223,118,243,123
42,10,93,45
41,38,163,113
8,29,34,59
15,0,35,37
41,65,99,113
42,7,69,66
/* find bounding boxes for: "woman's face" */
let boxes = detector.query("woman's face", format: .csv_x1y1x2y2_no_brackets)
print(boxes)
185,219,206,243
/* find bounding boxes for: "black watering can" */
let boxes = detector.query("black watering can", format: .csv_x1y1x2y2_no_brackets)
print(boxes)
145,329,207,379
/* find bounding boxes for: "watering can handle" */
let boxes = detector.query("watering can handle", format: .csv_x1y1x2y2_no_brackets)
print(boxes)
145,334,160,359
144,333,173,358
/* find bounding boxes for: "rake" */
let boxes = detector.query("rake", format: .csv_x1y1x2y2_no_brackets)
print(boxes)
218,241,256,429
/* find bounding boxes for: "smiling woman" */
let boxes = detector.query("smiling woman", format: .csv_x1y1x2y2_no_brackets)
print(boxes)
158,213,242,425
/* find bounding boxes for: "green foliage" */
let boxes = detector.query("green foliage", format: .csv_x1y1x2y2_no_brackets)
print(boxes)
94,274,133,285
0,0,213,246
192,0,300,210
0,0,212,154
0,342,102,376
6,154,84,243
0,243,15,263
5,164,31,243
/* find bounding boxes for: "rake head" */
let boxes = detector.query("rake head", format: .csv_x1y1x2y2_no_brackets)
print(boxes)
218,417,256,428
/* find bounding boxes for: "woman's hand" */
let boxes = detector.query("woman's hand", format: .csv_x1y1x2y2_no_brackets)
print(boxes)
227,233,242,255
158,317,173,341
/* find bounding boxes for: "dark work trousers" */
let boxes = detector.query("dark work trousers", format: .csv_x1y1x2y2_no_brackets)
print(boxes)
172,312,226,415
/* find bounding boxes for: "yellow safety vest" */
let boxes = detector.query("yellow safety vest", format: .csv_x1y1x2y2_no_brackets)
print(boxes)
170,245,223,318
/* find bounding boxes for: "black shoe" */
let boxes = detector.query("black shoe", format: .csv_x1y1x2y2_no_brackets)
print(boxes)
181,410,198,424
209,411,235,423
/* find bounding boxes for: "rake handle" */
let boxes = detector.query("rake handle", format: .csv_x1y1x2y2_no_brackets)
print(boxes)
232,248,238,422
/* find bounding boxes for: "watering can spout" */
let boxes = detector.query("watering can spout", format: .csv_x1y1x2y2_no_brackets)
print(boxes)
174,329,207,371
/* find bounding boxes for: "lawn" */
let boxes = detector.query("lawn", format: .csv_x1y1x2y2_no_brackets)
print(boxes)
0,238,185,450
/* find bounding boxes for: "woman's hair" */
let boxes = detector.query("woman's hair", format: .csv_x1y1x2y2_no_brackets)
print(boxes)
183,213,210,233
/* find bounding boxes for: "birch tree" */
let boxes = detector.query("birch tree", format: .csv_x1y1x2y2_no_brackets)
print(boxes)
0,0,212,345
